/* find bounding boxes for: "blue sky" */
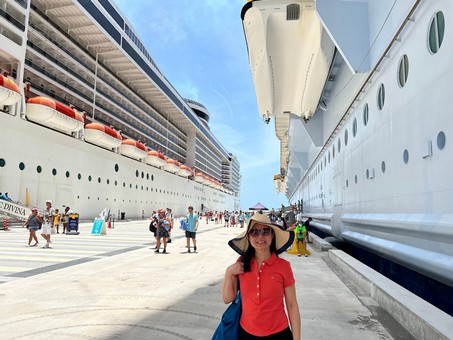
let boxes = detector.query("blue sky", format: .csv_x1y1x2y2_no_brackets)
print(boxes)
115,0,288,210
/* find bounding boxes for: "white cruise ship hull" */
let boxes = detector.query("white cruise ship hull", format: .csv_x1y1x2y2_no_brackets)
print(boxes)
242,0,453,288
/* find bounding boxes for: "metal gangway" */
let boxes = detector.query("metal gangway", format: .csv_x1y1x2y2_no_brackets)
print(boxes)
0,199,31,229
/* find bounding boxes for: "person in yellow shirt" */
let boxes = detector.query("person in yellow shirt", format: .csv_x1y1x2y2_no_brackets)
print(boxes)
54,209,61,234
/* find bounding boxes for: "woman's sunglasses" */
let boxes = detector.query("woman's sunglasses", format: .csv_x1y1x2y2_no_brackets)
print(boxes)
249,227,272,237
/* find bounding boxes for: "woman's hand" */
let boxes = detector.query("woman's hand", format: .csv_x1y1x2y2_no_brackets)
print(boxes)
226,262,244,276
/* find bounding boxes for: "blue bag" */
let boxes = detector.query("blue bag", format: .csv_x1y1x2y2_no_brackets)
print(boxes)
180,219,188,231
212,288,242,339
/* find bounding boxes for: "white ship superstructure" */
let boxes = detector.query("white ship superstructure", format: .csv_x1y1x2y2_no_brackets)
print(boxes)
242,0,453,291
0,0,241,219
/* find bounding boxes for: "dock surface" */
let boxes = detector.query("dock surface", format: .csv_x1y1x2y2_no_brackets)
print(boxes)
0,219,447,339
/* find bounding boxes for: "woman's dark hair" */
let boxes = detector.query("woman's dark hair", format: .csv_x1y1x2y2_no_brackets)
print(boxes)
242,230,277,272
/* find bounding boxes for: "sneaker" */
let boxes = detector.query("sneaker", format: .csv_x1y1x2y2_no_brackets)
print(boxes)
305,254,308,257
42,244,49,249
31,243,38,247
154,249,159,253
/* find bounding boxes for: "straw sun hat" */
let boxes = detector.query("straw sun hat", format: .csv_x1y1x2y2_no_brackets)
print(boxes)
228,213,294,255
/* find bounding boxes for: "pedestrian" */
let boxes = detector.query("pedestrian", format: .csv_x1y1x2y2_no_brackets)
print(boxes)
41,200,55,248
288,221,308,257
155,209,170,253
166,207,174,243
222,214,301,339
186,206,199,253
54,209,60,233
224,211,230,227
22,207,41,247
286,205,296,229
62,206,73,234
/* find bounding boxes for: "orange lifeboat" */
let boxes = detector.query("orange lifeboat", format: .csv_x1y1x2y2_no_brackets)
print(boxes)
120,139,147,160
195,172,205,184
0,74,21,105
177,164,193,177
84,123,122,149
26,97,84,134
145,150,167,168
163,158,180,173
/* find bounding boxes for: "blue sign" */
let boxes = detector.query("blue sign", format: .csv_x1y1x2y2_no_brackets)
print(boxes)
68,214,79,232
91,218,106,235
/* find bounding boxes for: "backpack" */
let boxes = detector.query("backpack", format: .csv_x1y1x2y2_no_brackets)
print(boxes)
149,217,157,233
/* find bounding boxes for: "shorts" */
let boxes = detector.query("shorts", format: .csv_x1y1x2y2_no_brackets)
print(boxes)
41,223,51,235
185,231,196,239
296,237,304,242
28,227,39,232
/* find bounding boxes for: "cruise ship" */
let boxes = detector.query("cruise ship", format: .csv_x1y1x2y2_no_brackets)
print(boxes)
0,0,241,221
241,0,453,312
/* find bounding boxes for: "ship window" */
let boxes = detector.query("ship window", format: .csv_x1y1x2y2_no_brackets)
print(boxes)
344,129,349,146
429,11,445,54
98,178,101,183
123,182,126,187
141,171,144,178
346,180,348,188
332,145,335,159
355,175,358,184
366,169,369,179
398,55,409,87
151,175,154,181
146,173,149,180
66,171,70,178
403,149,409,164
115,180,117,186
107,179,110,185
136,170,139,177
353,118,358,137
36,166,42,173
130,184,132,188
381,161,386,173
88,175,92,181
0,159,5,167
338,138,341,153
52,169,57,176
437,131,446,150
377,84,385,110
78,174,82,180
363,104,369,126
141,186,143,190
136,185,138,189
115,164,119,172
19,162,25,170
328,151,331,163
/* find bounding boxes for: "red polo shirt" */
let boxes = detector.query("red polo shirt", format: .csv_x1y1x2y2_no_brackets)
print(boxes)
239,253,295,336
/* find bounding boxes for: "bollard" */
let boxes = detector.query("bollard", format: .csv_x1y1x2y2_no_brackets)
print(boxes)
3,217,9,231
108,220,111,228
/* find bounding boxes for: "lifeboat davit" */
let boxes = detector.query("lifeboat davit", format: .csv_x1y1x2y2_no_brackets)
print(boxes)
145,150,166,168
84,123,122,149
0,75,21,105
120,139,147,160
177,165,192,177
195,172,205,184
164,159,180,173
26,97,84,134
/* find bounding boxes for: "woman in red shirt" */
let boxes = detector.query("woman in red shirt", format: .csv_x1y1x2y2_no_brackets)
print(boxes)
222,214,301,339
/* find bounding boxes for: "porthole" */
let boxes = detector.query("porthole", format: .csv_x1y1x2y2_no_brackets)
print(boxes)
115,180,117,186
151,175,154,181
353,118,358,137
398,55,409,87
437,131,446,150
363,103,369,126
0,158,5,167
366,169,369,179
66,171,70,178
98,177,101,183
377,83,385,110
136,170,139,177
381,161,386,173
429,11,445,54
19,162,25,170
338,138,341,153
130,183,132,188
332,145,335,159
403,149,409,164
78,173,82,180
88,175,92,182
123,182,126,187
146,173,149,180
355,175,358,184
328,151,331,163
37,166,42,173
346,180,349,188
107,179,110,185
141,171,144,179
114,164,119,172
344,129,349,146
52,168,57,176
136,184,138,189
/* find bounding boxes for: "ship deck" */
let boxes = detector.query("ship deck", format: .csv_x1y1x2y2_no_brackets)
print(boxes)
0,219,450,339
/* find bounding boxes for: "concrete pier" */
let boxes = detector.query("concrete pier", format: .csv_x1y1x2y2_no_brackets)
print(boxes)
0,219,451,339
